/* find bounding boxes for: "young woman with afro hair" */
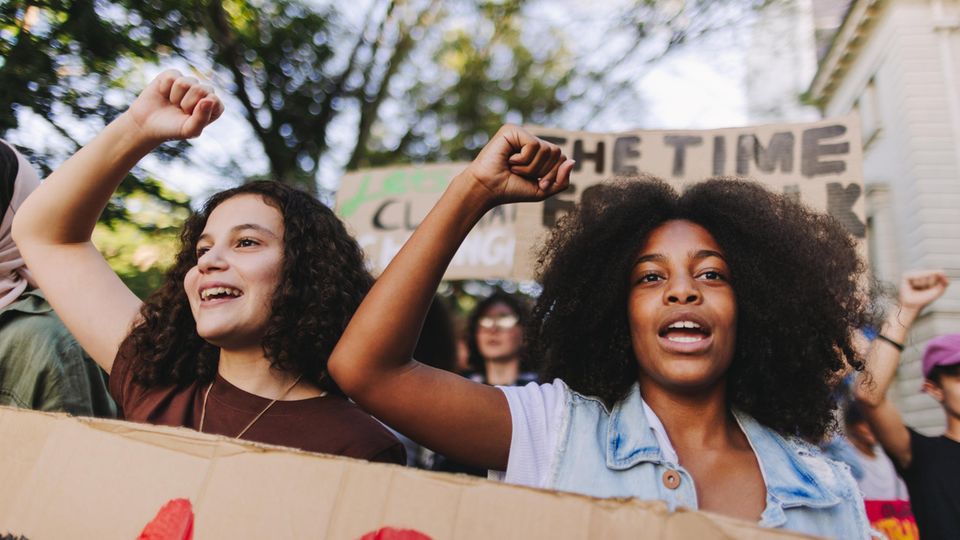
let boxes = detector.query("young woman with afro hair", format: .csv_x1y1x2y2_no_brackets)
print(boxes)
12,71,404,463
330,125,874,536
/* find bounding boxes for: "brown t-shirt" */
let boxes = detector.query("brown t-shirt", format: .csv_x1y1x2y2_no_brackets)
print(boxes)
109,344,405,464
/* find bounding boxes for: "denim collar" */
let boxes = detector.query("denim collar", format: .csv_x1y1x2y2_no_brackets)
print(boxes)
604,384,665,468
603,383,841,509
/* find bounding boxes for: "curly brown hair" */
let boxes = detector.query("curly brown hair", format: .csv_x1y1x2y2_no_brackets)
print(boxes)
528,177,876,441
125,181,372,395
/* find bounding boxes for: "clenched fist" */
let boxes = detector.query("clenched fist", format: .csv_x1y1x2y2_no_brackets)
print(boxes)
899,269,949,311
124,69,224,144
460,124,575,207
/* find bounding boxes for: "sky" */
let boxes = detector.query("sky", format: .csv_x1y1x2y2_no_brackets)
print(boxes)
634,43,748,130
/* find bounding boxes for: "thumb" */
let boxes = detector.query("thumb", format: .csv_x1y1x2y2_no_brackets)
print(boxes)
181,98,216,138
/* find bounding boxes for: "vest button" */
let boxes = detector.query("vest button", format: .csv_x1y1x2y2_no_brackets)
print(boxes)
662,469,681,490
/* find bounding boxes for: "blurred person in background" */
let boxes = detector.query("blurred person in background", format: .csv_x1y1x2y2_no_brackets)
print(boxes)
464,291,536,386
855,269,957,540
843,401,909,502
431,291,535,476
0,139,115,417
843,400,915,540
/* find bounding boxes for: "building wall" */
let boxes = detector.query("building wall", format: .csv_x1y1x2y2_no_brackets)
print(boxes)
819,0,960,433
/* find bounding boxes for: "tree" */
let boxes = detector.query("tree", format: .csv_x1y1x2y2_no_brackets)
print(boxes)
358,0,781,166
0,0,194,227
92,183,192,299
2,0,780,196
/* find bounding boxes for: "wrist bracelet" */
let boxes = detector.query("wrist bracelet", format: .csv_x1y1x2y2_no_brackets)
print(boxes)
877,334,905,351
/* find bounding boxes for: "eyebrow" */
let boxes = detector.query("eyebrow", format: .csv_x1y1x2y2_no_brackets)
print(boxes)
197,224,280,243
634,249,726,265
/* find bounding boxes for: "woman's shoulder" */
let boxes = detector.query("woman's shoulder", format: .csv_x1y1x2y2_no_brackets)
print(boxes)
309,394,389,427
304,395,405,460
498,378,573,408
108,337,153,417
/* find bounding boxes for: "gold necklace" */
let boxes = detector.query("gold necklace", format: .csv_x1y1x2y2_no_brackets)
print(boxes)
199,374,304,439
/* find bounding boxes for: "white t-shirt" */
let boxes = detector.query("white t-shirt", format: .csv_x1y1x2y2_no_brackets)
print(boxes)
856,445,909,501
490,379,677,487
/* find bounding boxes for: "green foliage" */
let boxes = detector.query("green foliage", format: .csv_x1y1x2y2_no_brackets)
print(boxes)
0,1,605,187
2,0,774,185
92,180,191,299
1,0,777,296
2,1,195,296
0,0,194,231
358,0,574,166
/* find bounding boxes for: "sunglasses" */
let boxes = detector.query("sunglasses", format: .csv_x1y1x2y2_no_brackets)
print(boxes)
478,315,519,330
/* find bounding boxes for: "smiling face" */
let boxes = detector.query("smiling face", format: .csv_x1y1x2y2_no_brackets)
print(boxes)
628,219,737,393
183,194,285,350
476,302,523,363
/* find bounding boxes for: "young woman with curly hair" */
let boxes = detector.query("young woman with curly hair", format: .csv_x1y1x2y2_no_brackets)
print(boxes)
12,71,404,463
329,125,874,536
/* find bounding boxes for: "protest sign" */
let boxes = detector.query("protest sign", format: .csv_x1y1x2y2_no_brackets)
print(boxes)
0,406,812,539
337,163,515,280
335,116,864,280
514,115,865,278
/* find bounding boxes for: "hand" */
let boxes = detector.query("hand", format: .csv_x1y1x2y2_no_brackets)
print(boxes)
124,69,224,144
899,269,949,311
461,124,574,207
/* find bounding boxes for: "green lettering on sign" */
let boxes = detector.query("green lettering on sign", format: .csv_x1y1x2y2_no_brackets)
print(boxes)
339,169,452,218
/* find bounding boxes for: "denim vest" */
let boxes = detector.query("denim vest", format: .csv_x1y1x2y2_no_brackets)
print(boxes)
546,382,872,539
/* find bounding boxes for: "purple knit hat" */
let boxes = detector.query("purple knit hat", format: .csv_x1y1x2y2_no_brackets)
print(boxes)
922,334,960,379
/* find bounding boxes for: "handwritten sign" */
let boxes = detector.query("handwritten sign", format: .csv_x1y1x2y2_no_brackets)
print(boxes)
336,163,516,280
513,115,865,278
336,115,864,280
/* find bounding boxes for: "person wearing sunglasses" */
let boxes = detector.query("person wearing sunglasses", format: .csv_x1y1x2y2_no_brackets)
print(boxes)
430,290,537,477
465,291,536,387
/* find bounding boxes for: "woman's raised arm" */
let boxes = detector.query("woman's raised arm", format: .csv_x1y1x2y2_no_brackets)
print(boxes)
329,125,573,470
12,70,223,373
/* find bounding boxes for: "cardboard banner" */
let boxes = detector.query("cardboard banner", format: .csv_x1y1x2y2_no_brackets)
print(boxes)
336,116,863,280
0,407,812,539
514,115,865,279
336,163,515,280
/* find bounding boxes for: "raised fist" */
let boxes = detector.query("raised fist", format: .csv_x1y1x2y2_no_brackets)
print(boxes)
461,124,574,206
125,69,224,144
899,269,949,311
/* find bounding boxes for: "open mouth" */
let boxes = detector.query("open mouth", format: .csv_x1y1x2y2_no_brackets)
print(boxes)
657,315,713,352
199,286,243,302
658,320,710,343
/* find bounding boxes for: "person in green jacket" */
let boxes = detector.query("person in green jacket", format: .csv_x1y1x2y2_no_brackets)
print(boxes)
0,139,115,417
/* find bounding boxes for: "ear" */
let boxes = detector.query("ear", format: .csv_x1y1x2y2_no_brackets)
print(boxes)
922,379,945,403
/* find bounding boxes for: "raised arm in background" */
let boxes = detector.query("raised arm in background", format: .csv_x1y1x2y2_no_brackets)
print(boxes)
854,269,949,468
11,70,223,372
328,125,573,470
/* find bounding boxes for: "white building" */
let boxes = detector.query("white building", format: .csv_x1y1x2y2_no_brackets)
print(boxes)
808,0,960,432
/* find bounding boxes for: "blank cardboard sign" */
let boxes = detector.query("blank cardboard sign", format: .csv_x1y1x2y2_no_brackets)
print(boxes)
0,407,810,539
